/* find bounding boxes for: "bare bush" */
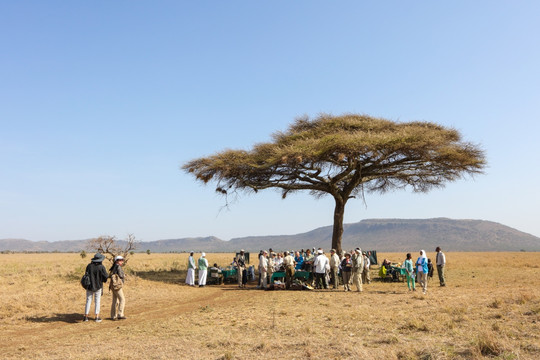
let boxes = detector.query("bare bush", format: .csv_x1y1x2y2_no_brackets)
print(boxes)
87,234,138,264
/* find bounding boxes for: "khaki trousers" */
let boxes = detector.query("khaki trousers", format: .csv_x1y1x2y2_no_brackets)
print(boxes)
111,288,125,319
352,269,363,292
285,266,295,289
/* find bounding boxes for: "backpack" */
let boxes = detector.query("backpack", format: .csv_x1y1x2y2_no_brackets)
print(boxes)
109,273,123,291
81,272,91,290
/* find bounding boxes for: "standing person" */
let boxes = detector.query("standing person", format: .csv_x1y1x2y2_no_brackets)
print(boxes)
313,249,329,289
351,248,364,292
436,247,446,286
198,253,208,287
259,250,269,289
340,253,353,291
257,250,264,288
294,251,304,270
427,258,434,279
267,252,275,285
235,250,247,288
283,251,296,290
185,251,196,286
362,252,371,285
83,253,108,322
416,250,428,294
109,255,127,321
329,249,340,289
303,249,314,272
403,253,416,292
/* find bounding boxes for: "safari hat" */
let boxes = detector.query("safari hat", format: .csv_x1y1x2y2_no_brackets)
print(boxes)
91,253,105,262
114,255,124,261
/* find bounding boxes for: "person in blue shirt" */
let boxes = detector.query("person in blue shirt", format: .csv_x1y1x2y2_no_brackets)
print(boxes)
416,250,429,294
294,251,304,270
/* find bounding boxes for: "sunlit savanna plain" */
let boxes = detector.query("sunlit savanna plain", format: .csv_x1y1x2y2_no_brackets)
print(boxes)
1,252,539,359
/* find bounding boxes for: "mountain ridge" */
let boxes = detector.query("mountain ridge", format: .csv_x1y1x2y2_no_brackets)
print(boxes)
1,218,539,252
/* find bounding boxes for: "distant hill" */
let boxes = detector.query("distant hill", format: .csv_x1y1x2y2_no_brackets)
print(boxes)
1,218,539,253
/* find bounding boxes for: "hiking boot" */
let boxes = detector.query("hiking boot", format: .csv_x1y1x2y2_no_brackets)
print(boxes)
83,315,89,322
95,317,102,323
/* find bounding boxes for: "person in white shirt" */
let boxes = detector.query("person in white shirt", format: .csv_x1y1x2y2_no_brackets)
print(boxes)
259,251,269,289
435,246,446,287
362,252,371,285
313,249,329,289
185,252,196,286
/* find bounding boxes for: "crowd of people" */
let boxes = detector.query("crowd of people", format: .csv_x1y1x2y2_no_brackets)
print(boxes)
184,247,447,294
81,247,446,322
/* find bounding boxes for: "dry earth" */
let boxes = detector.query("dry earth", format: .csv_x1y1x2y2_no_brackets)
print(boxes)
1,252,539,359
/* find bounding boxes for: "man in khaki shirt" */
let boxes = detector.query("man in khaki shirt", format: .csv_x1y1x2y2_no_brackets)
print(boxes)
329,249,340,289
283,251,296,289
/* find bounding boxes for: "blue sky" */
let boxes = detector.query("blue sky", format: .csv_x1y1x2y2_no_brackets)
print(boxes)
1,1,539,242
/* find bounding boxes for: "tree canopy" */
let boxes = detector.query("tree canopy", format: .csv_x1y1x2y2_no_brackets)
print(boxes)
183,114,486,253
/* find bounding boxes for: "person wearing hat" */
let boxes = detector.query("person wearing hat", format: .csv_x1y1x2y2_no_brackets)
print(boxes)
83,253,109,322
109,255,126,321
340,252,353,291
313,249,329,289
186,252,196,286
235,250,247,288
351,248,365,292
329,249,340,289
198,253,209,287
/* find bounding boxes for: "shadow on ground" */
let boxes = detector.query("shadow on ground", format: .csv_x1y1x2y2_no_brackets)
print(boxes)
26,313,81,324
134,269,187,284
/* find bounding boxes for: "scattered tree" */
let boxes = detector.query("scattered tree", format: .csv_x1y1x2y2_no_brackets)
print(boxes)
80,250,87,259
146,249,151,255
183,114,486,253
87,234,138,264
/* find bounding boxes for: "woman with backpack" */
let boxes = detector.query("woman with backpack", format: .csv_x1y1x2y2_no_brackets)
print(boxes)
109,255,127,321
83,253,109,322
416,250,429,295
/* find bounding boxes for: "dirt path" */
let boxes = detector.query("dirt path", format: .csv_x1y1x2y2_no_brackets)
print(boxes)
3,285,240,356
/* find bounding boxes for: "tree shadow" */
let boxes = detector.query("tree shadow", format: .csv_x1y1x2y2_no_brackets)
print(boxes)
134,269,187,284
26,313,82,324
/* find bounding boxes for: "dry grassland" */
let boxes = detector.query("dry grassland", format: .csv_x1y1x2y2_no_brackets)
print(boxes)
1,252,540,359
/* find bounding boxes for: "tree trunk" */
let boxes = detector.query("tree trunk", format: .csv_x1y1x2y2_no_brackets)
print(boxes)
331,196,346,255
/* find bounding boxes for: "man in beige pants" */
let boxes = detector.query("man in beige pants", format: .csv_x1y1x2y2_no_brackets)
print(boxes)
351,248,364,292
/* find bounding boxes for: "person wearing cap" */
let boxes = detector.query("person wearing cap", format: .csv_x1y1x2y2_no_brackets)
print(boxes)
362,251,371,285
282,251,296,289
351,248,365,292
235,250,247,288
109,255,127,321
313,249,329,289
83,253,109,322
186,251,196,286
329,249,340,289
198,253,209,287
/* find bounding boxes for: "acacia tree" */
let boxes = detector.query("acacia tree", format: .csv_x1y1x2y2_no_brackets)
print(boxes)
183,114,486,254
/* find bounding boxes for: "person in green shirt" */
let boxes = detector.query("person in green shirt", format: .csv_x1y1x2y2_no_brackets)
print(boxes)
198,253,208,287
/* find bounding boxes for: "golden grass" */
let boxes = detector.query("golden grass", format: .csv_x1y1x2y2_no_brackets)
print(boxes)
0,252,539,359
